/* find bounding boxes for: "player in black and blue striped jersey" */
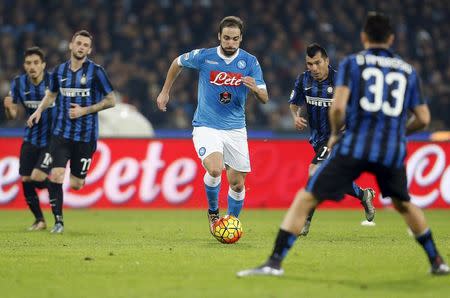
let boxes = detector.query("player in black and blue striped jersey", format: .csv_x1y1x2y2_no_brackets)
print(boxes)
27,30,116,233
238,12,448,277
289,44,375,236
3,47,56,231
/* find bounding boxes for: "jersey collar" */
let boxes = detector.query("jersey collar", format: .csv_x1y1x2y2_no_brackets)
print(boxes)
216,46,240,65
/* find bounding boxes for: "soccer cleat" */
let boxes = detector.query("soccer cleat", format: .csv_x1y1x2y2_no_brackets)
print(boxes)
237,264,284,277
50,222,64,234
361,188,376,222
27,220,47,231
299,220,311,236
431,263,450,275
207,209,220,234
430,256,450,275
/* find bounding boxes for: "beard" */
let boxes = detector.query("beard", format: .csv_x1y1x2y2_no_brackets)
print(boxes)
220,45,238,57
72,51,86,60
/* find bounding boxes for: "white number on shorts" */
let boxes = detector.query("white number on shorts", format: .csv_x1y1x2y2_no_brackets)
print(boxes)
80,158,92,172
317,146,329,161
41,153,52,167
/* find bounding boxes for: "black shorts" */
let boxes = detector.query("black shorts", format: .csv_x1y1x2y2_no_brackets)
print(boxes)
311,143,330,165
19,142,52,176
306,153,410,202
49,136,97,179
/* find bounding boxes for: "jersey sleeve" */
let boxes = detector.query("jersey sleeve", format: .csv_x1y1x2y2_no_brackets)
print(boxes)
288,74,305,105
95,66,114,95
249,57,266,89
407,70,426,109
49,70,59,93
10,78,21,104
335,56,353,89
177,48,205,70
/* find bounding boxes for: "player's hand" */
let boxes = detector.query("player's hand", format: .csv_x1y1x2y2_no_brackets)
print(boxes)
156,92,169,112
3,96,13,109
242,76,258,92
27,110,42,127
327,134,340,150
294,116,308,130
69,103,86,119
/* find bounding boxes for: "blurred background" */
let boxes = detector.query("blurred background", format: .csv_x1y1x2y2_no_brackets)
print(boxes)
0,0,449,136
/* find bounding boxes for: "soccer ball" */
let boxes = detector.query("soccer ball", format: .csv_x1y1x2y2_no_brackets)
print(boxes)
212,215,243,244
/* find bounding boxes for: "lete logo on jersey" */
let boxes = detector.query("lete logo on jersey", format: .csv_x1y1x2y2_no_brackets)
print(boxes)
210,71,242,86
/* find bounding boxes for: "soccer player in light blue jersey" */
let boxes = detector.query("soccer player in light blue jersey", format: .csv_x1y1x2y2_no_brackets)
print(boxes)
156,16,269,235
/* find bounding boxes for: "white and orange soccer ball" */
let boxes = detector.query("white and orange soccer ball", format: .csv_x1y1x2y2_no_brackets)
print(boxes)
212,215,243,244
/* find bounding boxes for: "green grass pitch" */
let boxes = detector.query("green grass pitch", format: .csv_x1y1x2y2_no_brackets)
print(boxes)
0,209,449,298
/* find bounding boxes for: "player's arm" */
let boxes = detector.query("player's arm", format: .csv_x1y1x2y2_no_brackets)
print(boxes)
242,77,268,104
156,58,183,112
3,96,18,120
328,86,350,149
289,104,307,130
27,90,58,127
406,104,430,135
69,91,116,119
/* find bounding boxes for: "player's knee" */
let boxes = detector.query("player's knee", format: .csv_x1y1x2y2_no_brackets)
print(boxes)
308,164,318,177
230,183,245,193
208,168,222,178
22,176,32,182
49,169,65,184
392,199,408,213
70,180,84,190
30,171,47,182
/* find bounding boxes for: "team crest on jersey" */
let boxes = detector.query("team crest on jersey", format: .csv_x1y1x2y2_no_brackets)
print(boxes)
327,86,333,94
80,74,87,85
199,147,206,156
219,91,232,104
237,59,246,69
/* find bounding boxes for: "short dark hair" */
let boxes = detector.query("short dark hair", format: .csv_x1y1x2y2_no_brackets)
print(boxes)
219,16,243,35
306,43,328,58
72,30,93,42
363,12,393,43
24,46,45,62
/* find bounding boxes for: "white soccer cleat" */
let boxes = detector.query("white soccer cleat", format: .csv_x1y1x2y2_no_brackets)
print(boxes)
237,265,284,277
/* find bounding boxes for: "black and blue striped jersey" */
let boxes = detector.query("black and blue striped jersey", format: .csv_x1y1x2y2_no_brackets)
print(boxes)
50,59,113,142
334,48,425,168
289,66,336,150
10,72,55,147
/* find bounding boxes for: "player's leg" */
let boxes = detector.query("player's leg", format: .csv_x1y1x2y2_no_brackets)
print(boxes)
376,165,448,275
345,182,376,222
237,154,359,277
299,163,320,236
222,128,250,218
192,127,224,230
19,142,46,230
225,167,246,218
70,139,97,190
237,189,318,277
47,137,70,233
203,152,224,216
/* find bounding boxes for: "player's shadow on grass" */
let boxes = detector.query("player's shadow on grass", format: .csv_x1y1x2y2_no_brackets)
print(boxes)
281,274,430,292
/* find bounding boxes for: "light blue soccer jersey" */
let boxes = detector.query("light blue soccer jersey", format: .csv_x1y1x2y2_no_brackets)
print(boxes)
178,47,266,129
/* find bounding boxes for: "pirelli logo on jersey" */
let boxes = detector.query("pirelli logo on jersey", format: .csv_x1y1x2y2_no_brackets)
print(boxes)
59,88,91,97
210,71,242,86
305,95,333,107
23,101,55,109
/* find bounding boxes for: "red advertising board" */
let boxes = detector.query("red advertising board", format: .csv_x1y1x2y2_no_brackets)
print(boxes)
0,138,449,209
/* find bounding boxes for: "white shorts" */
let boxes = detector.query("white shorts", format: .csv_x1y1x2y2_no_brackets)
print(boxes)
192,126,251,172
